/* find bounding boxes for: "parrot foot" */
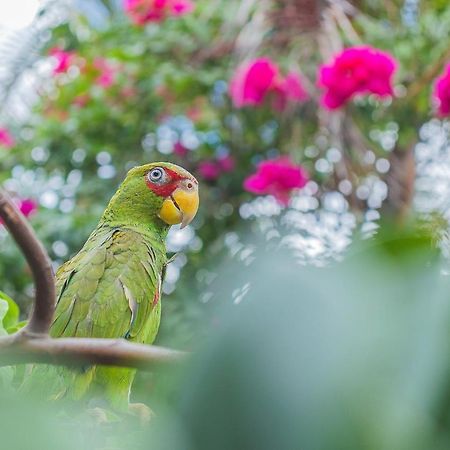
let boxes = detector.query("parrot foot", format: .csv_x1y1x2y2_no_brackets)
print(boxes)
86,407,110,424
128,402,155,424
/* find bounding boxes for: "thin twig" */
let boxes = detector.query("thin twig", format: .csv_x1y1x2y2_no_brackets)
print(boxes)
0,188,55,336
0,337,187,370
407,47,450,100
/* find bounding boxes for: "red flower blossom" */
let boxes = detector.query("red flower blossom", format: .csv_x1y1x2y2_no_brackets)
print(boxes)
198,155,235,180
0,198,38,226
0,128,15,149
272,71,309,111
229,58,308,110
49,47,74,75
217,155,235,172
93,58,116,88
124,0,194,25
433,64,450,116
318,46,397,109
229,58,279,108
18,199,38,218
173,142,188,157
198,161,221,180
244,157,309,205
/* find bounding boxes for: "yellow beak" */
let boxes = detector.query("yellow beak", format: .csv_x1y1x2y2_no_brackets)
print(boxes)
158,184,199,229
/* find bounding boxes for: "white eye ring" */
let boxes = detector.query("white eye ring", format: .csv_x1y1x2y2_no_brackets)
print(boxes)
148,167,164,182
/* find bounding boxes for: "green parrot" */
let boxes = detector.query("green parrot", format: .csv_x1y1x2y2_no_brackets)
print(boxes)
25,162,199,410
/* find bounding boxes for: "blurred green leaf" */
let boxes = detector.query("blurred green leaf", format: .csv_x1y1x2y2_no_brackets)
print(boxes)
0,290,20,333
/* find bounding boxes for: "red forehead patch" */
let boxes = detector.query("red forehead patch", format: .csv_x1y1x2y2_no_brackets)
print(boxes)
146,167,186,197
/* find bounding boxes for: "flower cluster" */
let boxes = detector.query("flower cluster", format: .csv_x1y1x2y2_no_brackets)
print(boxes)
173,142,189,157
124,0,194,25
0,128,15,149
0,198,37,226
229,58,308,110
433,64,450,116
198,156,235,181
318,46,397,109
18,199,38,218
49,47,74,75
92,58,116,88
244,157,308,205
49,47,116,88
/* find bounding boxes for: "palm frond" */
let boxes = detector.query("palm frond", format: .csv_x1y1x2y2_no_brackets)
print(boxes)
0,0,68,124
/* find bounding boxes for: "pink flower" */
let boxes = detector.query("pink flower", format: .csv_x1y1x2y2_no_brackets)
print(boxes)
229,58,308,110
173,142,188,157
198,161,221,180
124,0,194,25
49,47,74,75
0,198,37,226
198,155,235,180
18,199,38,218
433,64,450,116
171,0,194,15
0,128,15,149
272,71,309,111
93,58,115,88
229,58,279,108
218,155,235,172
318,46,397,109
244,157,309,205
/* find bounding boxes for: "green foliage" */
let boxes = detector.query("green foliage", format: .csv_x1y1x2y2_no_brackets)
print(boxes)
1,2,450,445
2,224,450,449
1,1,449,344
0,291,23,335
0,291,22,390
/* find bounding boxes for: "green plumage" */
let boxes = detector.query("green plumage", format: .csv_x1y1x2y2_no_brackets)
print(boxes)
22,163,194,409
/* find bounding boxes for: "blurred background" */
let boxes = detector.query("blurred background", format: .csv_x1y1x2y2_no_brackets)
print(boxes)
1,1,450,448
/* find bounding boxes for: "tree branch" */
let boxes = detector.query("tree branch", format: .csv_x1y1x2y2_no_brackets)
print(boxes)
0,188,55,336
0,187,186,370
0,337,186,370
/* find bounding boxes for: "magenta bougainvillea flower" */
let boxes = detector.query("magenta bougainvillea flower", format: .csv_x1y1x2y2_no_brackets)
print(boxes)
93,58,116,88
318,46,397,109
229,58,308,110
198,155,235,181
272,71,308,111
198,161,221,180
124,0,194,25
244,157,309,205
229,58,279,108
18,199,38,218
1,198,37,225
49,47,74,75
0,128,15,149
173,142,189,157
433,64,450,116
217,155,235,172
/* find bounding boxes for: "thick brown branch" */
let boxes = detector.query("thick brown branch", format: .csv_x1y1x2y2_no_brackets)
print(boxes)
0,188,55,335
0,337,187,370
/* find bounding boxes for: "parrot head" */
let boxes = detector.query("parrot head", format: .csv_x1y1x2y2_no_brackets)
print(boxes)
144,162,199,228
104,162,199,230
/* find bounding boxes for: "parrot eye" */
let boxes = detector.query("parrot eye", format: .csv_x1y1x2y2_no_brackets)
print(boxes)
148,167,165,183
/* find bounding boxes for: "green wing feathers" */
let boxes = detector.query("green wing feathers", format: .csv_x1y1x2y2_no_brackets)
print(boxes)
51,227,165,345
20,226,167,408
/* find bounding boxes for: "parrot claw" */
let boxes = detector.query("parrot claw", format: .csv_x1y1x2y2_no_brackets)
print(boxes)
128,402,155,424
86,407,110,424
